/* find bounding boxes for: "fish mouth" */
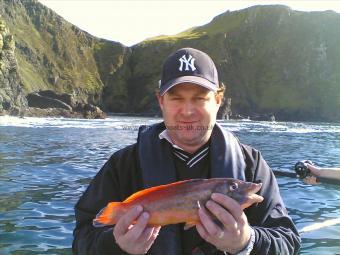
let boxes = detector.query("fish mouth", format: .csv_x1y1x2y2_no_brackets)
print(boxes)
250,182,262,194
248,193,264,203
248,182,263,203
240,182,264,209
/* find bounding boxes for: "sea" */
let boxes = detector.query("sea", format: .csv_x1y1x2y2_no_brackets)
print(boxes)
0,116,339,255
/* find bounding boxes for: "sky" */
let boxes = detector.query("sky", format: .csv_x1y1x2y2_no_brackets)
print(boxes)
38,1,340,46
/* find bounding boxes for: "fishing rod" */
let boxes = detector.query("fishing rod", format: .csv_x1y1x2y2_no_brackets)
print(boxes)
273,161,340,234
273,161,340,186
299,218,340,234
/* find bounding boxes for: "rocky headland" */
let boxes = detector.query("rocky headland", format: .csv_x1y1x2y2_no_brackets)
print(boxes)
1,1,340,121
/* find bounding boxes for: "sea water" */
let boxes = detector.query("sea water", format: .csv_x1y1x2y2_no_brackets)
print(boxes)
0,116,339,254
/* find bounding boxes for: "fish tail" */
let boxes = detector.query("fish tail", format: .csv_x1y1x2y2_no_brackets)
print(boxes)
93,202,124,227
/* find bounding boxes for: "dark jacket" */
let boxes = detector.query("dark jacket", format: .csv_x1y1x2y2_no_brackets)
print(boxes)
72,124,301,255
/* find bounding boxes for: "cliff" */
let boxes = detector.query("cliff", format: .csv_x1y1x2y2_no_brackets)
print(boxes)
0,14,27,115
114,6,340,121
1,1,339,121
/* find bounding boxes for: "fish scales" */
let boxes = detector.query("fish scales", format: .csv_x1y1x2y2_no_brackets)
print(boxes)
139,180,216,211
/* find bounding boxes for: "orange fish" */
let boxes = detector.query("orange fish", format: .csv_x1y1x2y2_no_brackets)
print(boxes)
93,178,263,229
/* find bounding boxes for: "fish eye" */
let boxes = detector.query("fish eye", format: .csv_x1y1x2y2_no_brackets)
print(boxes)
230,183,238,191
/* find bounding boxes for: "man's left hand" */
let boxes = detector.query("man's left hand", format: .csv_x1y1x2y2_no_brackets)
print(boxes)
196,193,251,254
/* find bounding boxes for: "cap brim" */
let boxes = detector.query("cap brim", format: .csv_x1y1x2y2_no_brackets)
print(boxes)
160,76,218,95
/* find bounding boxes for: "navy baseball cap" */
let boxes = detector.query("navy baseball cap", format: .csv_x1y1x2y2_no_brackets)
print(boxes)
159,48,219,95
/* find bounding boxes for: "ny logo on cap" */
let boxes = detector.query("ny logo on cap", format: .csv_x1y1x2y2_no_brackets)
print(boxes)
179,54,196,72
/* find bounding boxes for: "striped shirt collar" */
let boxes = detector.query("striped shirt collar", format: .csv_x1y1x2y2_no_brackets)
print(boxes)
159,129,184,150
159,129,210,168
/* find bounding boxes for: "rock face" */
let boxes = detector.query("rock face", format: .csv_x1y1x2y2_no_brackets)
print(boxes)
0,0,109,119
27,92,73,110
0,14,106,119
26,90,106,118
1,2,340,121
0,16,27,115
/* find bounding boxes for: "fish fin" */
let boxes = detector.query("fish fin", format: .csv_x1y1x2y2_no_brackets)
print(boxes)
124,179,199,203
240,194,264,210
93,201,123,227
184,222,196,230
124,186,163,203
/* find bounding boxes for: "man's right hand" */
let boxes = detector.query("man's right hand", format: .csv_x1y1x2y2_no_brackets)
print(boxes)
304,163,321,185
113,205,161,255
306,163,321,176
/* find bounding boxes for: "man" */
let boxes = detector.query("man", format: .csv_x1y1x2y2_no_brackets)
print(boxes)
73,48,301,255
304,163,340,185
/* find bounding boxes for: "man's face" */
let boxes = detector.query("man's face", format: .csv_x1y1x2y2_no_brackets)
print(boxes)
157,83,222,151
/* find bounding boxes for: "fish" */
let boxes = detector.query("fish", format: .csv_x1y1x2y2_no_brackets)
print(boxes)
93,178,263,229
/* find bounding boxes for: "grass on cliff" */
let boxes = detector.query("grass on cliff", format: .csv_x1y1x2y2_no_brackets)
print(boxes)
144,30,205,44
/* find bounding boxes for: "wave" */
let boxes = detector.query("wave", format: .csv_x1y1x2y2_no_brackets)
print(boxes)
0,115,161,129
1,115,339,133
218,120,340,133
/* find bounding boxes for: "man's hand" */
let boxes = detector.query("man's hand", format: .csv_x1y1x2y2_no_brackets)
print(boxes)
113,205,161,255
196,193,252,254
303,175,320,185
303,163,321,185
305,163,322,177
